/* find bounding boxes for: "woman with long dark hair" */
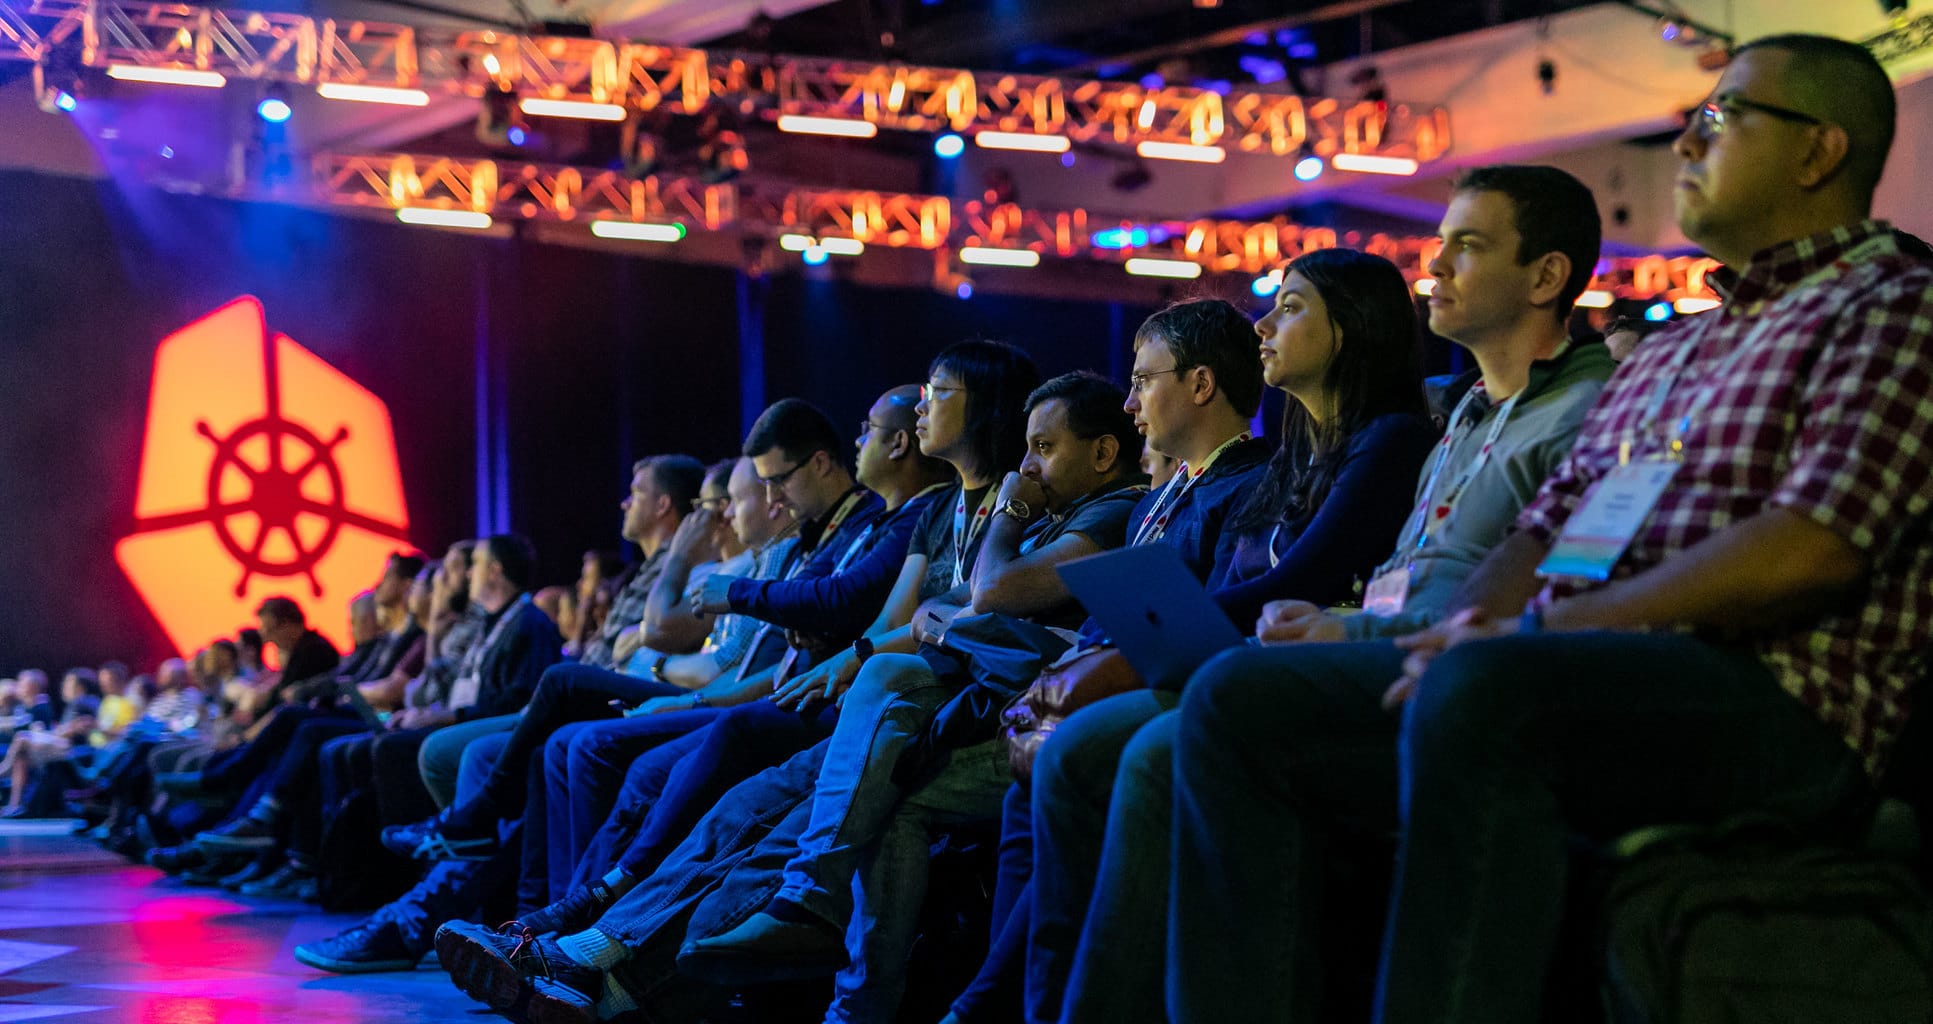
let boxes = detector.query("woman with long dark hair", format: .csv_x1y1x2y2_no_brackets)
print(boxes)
1210,246,1438,627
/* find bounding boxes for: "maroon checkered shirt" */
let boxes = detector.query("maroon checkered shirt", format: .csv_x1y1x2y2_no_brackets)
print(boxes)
1519,220,1933,776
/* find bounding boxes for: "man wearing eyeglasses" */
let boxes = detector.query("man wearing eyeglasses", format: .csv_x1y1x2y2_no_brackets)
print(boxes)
1172,34,1933,1024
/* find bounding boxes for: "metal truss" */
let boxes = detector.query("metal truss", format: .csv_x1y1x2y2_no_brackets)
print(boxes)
0,0,1449,161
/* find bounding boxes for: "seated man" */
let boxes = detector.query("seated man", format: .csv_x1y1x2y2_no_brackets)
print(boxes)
1172,34,1933,1024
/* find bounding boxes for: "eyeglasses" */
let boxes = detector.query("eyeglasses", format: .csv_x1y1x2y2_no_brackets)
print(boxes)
920,382,964,404
1691,95,1823,140
858,419,890,438
696,496,730,513
1129,364,1188,395
758,457,812,489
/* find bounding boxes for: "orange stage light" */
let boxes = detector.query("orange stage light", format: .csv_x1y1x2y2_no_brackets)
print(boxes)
115,297,412,654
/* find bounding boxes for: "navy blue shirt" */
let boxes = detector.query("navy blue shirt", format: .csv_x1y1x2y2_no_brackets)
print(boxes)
1211,412,1438,628
725,487,938,646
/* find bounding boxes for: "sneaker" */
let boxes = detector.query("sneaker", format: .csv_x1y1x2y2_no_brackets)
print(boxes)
434,920,601,1022
195,816,277,854
179,855,247,887
145,843,205,874
218,859,276,891
382,811,498,862
239,862,317,900
511,880,620,937
295,918,426,974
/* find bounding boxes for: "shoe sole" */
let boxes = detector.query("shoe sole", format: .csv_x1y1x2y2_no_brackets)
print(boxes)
292,945,418,974
436,925,528,1013
196,834,277,854
515,977,597,1024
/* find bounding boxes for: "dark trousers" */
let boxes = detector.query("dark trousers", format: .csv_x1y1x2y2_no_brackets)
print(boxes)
456,662,683,830
1169,634,1872,1024
199,705,354,793
949,781,1034,1023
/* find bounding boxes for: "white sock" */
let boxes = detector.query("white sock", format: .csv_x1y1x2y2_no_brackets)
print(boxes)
557,927,628,970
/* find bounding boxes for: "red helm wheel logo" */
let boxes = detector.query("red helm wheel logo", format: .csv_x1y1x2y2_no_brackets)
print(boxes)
117,297,412,654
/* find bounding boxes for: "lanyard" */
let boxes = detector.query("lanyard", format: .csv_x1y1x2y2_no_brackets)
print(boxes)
832,481,950,575
1388,386,1520,560
1133,432,1251,547
452,593,529,700
952,485,1000,587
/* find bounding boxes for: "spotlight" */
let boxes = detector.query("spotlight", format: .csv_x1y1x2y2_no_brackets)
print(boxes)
53,90,77,113
934,133,965,159
1294,154,1325,181
257,86,292,124
1645,301,1674,322
955,277,974,299
507,126,527,146
1251,269,1283,298
802,245,830,266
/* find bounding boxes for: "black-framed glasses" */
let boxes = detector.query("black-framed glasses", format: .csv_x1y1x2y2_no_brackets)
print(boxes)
920,382,964,404
758,457,812,489
695,495,730,513
1128,364,1189,395
1692,95,1823,139
859,419,890,438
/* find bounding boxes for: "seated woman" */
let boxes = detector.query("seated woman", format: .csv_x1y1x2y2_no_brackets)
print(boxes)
987,247,1437,1024
2,668,102,818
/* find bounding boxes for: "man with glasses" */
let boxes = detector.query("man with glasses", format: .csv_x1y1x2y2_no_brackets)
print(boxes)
1176,34,1933,1024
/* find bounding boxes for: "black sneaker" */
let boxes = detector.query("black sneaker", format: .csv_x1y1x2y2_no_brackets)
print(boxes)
382,811,498,862
239,861,316,900
178,853,249,886
295,917,427,974
219,859,276,891
434,920,601,1022
511,880,620,937
195,816,277,854
146,843,206,874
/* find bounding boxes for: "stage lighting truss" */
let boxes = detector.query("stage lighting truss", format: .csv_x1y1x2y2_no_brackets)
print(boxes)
0,0,1450,165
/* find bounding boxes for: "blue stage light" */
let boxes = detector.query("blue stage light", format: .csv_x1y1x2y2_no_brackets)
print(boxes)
803,245,830,266
507,126,527,146
1092,227,1149,250
1645,302,1674,322
1294,155,1324,181
257,97,292,123
1251,274,1280,298
956,280,974,299
54,91,77,113
934,133,964,159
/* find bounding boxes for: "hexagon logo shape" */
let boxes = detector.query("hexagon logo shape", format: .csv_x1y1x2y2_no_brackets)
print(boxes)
115,296,412,654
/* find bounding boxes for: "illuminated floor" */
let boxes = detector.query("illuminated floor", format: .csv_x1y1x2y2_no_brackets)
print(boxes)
0,822,468,1023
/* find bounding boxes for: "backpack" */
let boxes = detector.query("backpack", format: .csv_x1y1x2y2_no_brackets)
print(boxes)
1602,820,1933,1024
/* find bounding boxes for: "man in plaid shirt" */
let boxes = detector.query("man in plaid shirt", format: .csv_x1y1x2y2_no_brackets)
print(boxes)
1169,34,1933,1024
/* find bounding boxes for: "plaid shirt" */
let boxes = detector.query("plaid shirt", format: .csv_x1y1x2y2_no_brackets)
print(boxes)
580,551,664,670
1519,220,1933,776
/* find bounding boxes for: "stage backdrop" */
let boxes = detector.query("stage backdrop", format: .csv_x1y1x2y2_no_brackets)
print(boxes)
0,169,1181,674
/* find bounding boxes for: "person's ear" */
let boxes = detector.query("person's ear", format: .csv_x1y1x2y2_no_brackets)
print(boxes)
1091,434,1120,474
1189,365,1219,408
888,428,913,461
1527,251,1573,311
1795,124,1852,190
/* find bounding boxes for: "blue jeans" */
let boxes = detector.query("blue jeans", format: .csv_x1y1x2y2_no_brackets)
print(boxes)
418,713,520,808
777,653,952,928
381,727,517,952
1024,689,1176,1024
1168,635,1870,1024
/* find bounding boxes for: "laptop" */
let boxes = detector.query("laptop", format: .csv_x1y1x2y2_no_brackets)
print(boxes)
1057,545,1248,690
334,678,387,730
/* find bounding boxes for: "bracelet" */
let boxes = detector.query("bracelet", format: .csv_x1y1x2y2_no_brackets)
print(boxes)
688,691,709,709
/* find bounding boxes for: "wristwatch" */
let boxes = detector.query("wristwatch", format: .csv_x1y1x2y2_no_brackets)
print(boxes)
649,655,671,683
853,636,875,663
998,497,1032,521
688,691,710,709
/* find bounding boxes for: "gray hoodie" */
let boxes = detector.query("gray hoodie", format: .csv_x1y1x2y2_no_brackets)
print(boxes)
1343,337,1617,640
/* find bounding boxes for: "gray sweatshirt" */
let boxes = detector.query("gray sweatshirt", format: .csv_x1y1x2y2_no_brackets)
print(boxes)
1343,337,1617,640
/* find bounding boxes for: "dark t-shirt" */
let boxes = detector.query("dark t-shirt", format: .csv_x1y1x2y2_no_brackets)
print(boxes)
907,483,995,602
1019,482,1146,630
279,629,342,688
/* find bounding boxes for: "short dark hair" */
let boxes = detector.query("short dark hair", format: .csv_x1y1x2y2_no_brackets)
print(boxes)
1134,299,1265,418
742,399,852,473
1735,34,1896,201
210,639,239,662
931,339,1041,480
1452,165,1602,324
256,596,305,628
98,660,129,679
387,551,427,581
644,455,707,517
1024,371,1145,470
236,629,263,653
446,539,478,567
481,533,539,592
704,458,737,492
64,667,100,698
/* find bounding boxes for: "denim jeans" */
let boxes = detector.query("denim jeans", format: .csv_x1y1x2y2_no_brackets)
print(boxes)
1027,689,1176,1024
380,727,518,953
830,737,1011,1023
418,713,521,808
778,653,952,928
1167,635,1870,1024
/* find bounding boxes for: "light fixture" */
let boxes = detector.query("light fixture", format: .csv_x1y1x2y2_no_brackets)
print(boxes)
1251,269,1284,298
1329,153,1419,176
1092,226,1151,250
520,98,627,122
959,247,1041,267
934,133,965,159
257,83,292,124
52,90,77,113
1673,296,1721,314
107,65,226,88
802,245,830,265
318,82,431,107
1135,141,1227,164
1645,301,1675,322
590,220,686,243
975,131,1071,153
778,233,815,252
396,208,493,230
777,115,879,138
1293,154,1325,181
1575,289,1614,309
1125,258,1203,280
1413,279,1437,296
817,237,865,256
